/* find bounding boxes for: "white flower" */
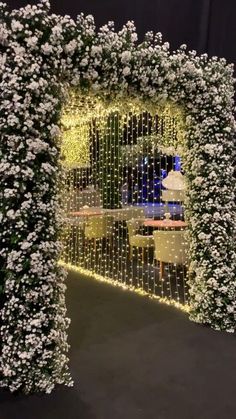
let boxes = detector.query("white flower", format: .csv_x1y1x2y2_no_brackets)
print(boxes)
30,318,42,327
18,352,31,359
41,43,53,55
90,70,98,80
167,73,176,82
3,366,13,377
204,144,216,156
41,162,55,174
4,189,15,198
6,210,15,219
194,176,204,186
131,33,138,42
22,167,34,179
80,58,88,67
91,82,100,91
0,23,9,45
51,24,63,38
121,50,132,63
21,241,32,250
13,45,25,56
90,45,102,56
122,66,131,76
64,39,77,54
198,232,208,241
26,36,38,48
28,80,39,91
0,52,6,72
213,212,221,221
26,138,48,153
50,125,61,138
11,19,24,32
21,200,32,210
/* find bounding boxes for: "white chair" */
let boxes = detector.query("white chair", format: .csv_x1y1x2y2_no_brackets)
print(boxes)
161,190,185,218
127,218,154,262
84,215,114,251
153,230,188,281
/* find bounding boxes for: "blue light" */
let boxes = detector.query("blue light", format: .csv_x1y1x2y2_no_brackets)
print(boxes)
175,156,181,171
161,169,167,178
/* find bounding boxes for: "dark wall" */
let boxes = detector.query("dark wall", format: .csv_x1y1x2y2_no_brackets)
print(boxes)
6,0,236,66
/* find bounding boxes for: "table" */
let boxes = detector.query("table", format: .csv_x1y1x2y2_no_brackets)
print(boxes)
63,216,86,226
69,210,103,217
103,207,144,221
143,219,187,229
69,207,144,221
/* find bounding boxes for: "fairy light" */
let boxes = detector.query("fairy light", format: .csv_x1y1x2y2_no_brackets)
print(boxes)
61,121,90,169
60,261,190,313
60,90,189,310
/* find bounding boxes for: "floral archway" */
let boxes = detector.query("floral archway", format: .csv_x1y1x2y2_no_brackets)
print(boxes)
0,0,235,394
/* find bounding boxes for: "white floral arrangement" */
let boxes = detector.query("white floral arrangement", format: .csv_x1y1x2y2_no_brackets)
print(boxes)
0,0,235,394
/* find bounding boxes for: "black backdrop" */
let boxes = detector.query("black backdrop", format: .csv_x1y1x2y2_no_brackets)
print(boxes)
6,0,236,66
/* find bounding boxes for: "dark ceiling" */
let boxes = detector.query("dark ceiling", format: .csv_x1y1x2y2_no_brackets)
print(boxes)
5,0,236,66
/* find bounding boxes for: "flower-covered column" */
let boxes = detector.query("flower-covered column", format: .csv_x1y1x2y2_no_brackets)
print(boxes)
0,2,72,393
184,62,236,331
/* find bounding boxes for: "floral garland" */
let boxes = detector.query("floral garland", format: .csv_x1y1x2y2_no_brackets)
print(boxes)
0,0,235,393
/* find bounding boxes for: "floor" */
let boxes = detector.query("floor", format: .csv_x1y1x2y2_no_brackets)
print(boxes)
0,271,236,419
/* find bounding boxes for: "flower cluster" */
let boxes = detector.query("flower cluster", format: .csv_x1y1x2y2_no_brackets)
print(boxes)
0,0,235,394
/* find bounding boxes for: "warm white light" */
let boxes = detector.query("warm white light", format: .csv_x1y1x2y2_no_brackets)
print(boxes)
60,91,189,309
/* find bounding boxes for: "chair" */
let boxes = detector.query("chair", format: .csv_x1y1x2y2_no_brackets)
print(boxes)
153,230,188,280
84,215,114,251
126,218,154,262
161,189,185,217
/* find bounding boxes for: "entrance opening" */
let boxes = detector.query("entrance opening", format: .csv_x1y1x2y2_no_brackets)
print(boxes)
61,91,189,306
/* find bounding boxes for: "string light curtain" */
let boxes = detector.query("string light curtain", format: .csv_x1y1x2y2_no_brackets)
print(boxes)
61,92,188,307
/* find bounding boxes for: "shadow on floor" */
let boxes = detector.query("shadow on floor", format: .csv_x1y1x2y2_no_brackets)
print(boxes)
0,270,235,419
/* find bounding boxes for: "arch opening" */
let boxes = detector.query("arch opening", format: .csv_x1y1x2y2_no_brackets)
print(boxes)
60,90,189,307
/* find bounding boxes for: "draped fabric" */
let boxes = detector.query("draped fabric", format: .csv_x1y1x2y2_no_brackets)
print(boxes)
7,0,236,65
